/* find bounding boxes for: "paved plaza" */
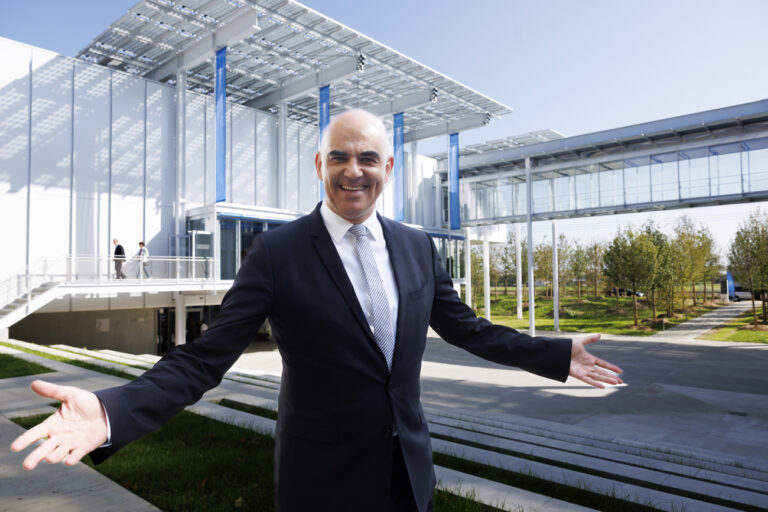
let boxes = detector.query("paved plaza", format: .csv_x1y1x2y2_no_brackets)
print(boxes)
2,303,767,510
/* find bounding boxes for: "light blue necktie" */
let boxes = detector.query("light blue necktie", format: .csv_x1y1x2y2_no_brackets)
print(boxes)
349,224,395,370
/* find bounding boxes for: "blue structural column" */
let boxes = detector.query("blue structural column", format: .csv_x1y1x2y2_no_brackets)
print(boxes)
393,112,405,221
449,132,460,229
215,47,227,203
318,85,330,200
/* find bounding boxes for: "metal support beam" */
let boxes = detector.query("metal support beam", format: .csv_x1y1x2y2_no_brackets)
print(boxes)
552,220,560,332
175,292,186,346
465,234,472,308
366,88,437,117
526,157,535,336
278,102,287,209
515,223,523,319
409,140,418,224
483,229,491,322
175,70,186,240
151,11,261,82
247,57,358,109
404,113,489,144
393,113,405,221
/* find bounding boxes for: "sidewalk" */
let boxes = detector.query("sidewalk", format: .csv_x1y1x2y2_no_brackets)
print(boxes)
649,301,753,340
0,348,159,512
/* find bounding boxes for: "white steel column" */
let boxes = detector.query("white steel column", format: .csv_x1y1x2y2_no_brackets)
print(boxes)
552,220,560,332
515,223,523,319
465,233,472,308
526,157,535,336
174,292,186,346
483,228,491,321
175,71,186,242
278,102,288,209
410,140,418,223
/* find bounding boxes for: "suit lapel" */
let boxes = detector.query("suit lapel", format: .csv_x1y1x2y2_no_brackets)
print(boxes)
308,207,376,345
378,215,410,364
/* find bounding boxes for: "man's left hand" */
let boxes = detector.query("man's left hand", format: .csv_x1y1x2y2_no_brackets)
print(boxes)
569,334,623,389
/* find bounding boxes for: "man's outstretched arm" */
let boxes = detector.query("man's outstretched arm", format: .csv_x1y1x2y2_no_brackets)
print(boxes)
10,380,108,470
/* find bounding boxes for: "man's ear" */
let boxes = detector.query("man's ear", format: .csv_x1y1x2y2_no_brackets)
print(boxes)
315,152,324,181
384,155,394,183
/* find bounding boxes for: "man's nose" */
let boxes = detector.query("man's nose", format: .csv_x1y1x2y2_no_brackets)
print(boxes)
344,158,364,178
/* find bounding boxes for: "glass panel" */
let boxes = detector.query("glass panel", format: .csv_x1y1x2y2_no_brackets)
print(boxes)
744,138,768,192
240,220,264,263
650,152,678,202
553,175,570,211
219,219,237,280
574,171,590,210
710,143,741,195
613,168,624,205
532,176,550,213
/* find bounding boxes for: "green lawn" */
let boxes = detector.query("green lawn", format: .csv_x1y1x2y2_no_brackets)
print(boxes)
475,294,719,336
0,353,54,379
700,310,768,343
13,411,501,511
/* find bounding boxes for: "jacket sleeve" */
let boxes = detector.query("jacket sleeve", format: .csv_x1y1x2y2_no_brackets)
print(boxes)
427,235,572,383
91,234,275,463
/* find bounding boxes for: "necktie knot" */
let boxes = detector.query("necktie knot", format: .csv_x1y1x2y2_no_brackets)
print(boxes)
348,224,368,239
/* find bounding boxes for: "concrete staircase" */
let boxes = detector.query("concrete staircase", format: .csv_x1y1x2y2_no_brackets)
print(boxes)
4,339,767,511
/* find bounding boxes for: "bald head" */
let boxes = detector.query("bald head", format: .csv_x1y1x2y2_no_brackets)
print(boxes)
315,109,394,223
318,109,392,170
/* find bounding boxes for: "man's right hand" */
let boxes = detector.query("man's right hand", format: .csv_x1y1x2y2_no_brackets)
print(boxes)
10,380,108,470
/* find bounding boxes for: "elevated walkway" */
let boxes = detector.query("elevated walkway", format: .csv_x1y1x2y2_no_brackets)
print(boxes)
0,257,232,334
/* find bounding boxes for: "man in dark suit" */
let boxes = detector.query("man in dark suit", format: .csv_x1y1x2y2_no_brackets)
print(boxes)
12,110,622,511
112,238,126,279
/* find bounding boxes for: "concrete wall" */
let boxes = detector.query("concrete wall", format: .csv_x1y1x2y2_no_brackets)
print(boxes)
10,308,157,354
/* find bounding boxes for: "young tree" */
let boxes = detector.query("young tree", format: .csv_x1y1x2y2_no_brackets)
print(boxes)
604,227,658,325
570,242,588,301
728,212,768,327
556,234,573,299
642,222,673,321
603,231,629,311
585,241,605,297
498,231,517,296
534,242,553,298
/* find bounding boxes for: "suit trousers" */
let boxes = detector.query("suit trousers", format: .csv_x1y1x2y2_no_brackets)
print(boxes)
391,436,432,512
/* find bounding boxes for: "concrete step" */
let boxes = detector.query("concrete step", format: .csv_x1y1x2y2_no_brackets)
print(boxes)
426,407,768,482
429,422,768,509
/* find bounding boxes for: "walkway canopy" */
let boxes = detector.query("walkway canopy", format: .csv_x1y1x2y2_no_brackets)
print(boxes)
76,0,511,137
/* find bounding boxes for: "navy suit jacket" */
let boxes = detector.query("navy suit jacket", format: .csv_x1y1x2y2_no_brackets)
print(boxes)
92,204,572,511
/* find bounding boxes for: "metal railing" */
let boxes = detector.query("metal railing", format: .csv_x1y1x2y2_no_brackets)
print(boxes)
1,256,220,313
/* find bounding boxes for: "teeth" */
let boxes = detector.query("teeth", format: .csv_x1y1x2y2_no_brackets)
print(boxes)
341,185,364,191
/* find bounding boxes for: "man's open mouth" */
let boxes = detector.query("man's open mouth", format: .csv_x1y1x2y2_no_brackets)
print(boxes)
341,185,365,191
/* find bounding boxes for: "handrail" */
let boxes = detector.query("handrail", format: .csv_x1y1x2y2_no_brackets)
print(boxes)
0,256,220,312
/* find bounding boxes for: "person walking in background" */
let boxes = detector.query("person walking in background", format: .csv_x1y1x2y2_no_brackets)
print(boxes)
112,239,126,279
136,241,151,279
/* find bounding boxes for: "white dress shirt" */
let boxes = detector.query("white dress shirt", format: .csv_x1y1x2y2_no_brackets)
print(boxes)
320,201,399,344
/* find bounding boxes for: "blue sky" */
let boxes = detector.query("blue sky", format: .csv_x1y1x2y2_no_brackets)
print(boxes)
2,0,767,250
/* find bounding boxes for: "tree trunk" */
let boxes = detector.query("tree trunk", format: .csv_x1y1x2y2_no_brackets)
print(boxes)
763,293,767,323
750,281,758,327
691,282,697,307
651,288,657,321
577,280,582,300
633,292,639,326
594,273,598,297
615,284,620,310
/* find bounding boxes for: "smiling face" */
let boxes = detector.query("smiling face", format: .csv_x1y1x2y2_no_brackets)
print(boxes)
316,110,393,223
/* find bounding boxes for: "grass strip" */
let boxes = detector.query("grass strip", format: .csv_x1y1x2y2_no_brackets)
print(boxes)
0,341,136,381
700,310,768,343
434,452,657,512
0,353,55,379
433,433,763,512
216,397,278,420
12,412,502,512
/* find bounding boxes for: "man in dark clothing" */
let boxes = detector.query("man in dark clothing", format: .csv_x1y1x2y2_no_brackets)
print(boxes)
113,239,126,279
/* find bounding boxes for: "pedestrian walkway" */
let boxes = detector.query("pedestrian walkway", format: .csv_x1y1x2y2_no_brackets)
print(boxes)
650,301,753,340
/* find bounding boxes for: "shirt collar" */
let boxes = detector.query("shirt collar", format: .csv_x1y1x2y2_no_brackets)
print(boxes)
320,201,384,244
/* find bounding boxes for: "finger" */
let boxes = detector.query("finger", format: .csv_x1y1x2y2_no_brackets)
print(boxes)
22,437,60,470
590,369,622,385
576,333,601,346
30,380,70,402
65,447,89,466
594,357,623,375
11,419,54,453
578,374,605,389
45,444,70,465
